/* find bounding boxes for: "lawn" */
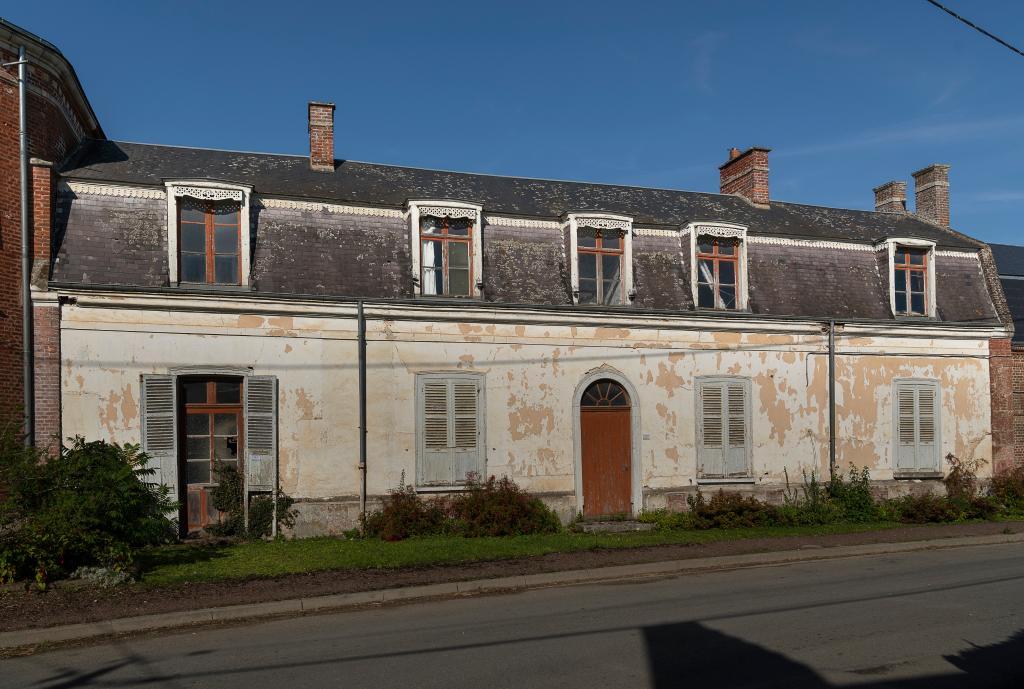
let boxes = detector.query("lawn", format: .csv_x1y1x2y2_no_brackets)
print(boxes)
138,521,902,587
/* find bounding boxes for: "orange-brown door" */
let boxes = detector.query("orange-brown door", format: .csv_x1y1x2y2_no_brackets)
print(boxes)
580,380,632,517
181,378,243,532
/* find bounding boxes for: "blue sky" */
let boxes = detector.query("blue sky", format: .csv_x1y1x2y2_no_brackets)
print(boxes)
7,1,1024,242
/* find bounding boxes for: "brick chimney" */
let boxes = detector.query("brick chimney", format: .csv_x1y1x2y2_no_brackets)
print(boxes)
719,147,770,207
912,163,950,226
308,101,336,172
873,180,907,213
30,158,54,288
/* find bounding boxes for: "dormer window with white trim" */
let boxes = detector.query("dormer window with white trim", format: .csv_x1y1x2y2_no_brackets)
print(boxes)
880,238,936,317
408,201,483,298
568,213,634,305
165,181,253,286
687,222,748,311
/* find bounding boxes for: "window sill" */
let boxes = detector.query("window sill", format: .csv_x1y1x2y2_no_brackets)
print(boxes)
176,282,254,293
893,471,944,480
693,307,751,315
415,484,474,493
697,477,755,485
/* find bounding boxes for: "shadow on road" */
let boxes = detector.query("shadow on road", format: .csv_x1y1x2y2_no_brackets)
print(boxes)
644,622,1024,689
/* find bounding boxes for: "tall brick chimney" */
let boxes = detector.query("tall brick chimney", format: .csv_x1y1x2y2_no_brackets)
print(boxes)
912,164,950,226
873,180,907,213
308,101,336,172
719,147,770,207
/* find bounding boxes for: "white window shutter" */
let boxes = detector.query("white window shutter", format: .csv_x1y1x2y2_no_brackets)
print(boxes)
451,381,482,482
725,382,749,477
419,379,453,485
916,385,937,469
141,374,178,496
245,376,278,492
896,384,918,470
698,382,725,477
895,381,939,472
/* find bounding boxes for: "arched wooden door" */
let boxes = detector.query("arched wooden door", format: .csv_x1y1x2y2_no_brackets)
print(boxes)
580,380,632,517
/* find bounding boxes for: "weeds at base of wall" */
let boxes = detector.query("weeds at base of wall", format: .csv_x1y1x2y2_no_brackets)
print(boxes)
640,458,1022,532
206,462,298,540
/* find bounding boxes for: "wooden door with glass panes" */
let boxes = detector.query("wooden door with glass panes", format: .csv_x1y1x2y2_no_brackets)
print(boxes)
181,378,243,531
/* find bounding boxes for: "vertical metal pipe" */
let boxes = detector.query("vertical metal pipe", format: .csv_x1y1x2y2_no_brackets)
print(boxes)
18,46,34,448
357,300,367,521
828,319,836,481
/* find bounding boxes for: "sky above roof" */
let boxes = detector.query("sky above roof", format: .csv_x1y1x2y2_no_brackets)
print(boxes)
7,1,1024,243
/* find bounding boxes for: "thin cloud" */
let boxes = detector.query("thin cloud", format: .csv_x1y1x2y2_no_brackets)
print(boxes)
691,31,724,93
775,115,1024,158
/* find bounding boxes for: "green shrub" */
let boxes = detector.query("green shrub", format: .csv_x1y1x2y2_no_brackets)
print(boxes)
206,461,297,539
780,468,839,525
944,453,986,500
363,475,561,540
0,428,177,588
990,465,1024,513
885,492,998,523
687,490,780,529
638,508,693,530
828,466,880,522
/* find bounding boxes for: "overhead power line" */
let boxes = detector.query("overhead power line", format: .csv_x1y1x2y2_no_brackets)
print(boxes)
923,0,1024,59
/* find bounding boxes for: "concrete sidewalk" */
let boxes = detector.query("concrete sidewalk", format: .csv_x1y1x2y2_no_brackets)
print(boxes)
3,531,1022,652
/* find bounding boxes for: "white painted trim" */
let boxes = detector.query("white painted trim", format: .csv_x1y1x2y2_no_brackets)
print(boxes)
485,215,563,229
567,213,634,304
257,197,403,217
63,181,166,199
686,222,749,311
634,227,678,237
407,200,484,298
748,236,872,251
165,180,253,287
571,367,643,517
880,238,937,317
935,249,980,259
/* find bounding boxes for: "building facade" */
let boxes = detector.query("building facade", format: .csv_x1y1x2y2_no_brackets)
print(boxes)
2,21,1015,536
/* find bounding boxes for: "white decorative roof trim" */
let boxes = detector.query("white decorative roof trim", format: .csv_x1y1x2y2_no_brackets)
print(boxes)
257,197,403,218
62,181,166,200
485,215,563,229
935,250,980,259
171,186,244,202
747,236,872,251
416,205,478,220
634,227,678,237
574,216,632,232
688,222,748,239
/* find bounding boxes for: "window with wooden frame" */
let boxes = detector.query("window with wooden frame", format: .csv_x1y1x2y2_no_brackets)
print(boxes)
420,216,473,297
696,236,739,309
695,377,752,479
577,229,624,305
182,378,243,485
893,246,929,316
416,373,485,487
179,199,242,285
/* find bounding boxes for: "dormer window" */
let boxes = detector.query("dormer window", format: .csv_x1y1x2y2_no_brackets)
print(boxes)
408,201,484,298
568,213,634,305
687,222,748,311
165,181,252,287
696,236,739,309
179,199,241,284
880,238,936,318
420,215,473,297
893,247,928,316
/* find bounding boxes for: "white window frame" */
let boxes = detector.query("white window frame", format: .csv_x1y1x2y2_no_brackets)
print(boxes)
878,237,937,318
892,378,942,476
694,375,753,481
568,213,634,305
414,371,486,488
165,180,253,286
686,222,749,311
407,200,484,298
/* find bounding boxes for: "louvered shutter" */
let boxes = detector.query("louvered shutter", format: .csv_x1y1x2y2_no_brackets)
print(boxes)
916,385,937,469
141,374,178,497
245,376,278,492
419,379,452,485
725,382,749,477
896,384,918,470
698,382,725,477
451,381,482,483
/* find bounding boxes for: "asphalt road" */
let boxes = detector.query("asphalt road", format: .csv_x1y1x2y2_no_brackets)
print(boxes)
4,542,1024,688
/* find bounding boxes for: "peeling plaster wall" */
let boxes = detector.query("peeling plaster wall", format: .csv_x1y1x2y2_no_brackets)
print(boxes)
59,300,995,532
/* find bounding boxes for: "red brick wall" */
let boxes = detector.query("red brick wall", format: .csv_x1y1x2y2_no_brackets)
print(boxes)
307,101,335,172
0,46,94,432
990,338,1015,473
1012,347,1024,468
32,302,60,451
719,147,770,206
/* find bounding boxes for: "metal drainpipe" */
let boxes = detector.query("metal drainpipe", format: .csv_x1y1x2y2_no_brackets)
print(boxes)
358,300,367,523
15,46,34,448
828,319,836,481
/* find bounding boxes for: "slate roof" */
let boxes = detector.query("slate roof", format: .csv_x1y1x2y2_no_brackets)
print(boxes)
60,139,981,250
989,244,1024,342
